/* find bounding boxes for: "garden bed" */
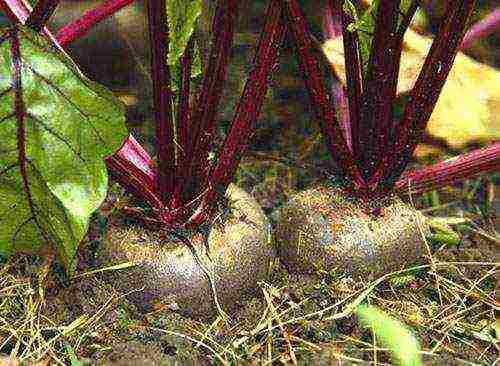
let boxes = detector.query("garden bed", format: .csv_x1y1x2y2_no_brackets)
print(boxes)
0,165,497,365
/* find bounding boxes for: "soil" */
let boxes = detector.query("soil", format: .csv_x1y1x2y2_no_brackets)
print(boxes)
0,193,497,365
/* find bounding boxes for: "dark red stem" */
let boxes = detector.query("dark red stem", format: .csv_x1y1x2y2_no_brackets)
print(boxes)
1,0,56,41
379,0,476,191
147,0,175,205
56,0,134,46
322,1,351,151
208,0,285,198
388,1,420,121
104,135,163,211
333,0,364,155
25,0,59,31
359,0,401,179
282,0,365,192
323,0,342,38
330,82,351,151
365,1,420,188
397,1,421,38
173,37,195,204
395,142,500,195
390,1,420,120
179,0,237,200
460,7,500,50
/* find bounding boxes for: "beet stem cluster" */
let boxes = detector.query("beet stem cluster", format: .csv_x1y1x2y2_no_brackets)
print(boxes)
2,0,498,229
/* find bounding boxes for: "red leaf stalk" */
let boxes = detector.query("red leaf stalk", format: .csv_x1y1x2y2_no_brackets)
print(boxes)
460,7,500,50
173,37,195,204
322,1,352,151
323,0,341,38
207,0,285,199
395,142,500,195
25,0,59,31
365,1,420,188
178,0,237,200
379,0,476,190
388,1,420,122
105,135,163,210
359,0,401,178
56,0,135,46
332,0,364,156
147,0,175,205
1,0,56,41
282,0,365,192
329,80,351,151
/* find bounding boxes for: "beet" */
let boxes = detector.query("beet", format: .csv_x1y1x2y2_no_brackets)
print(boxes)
275,184,429,278
98,185,273,318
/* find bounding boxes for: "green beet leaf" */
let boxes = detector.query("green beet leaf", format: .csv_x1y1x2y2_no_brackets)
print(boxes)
0,25,127,274
166,0,203,91
346,0,416,76
166,0,202,66
345,0,378,74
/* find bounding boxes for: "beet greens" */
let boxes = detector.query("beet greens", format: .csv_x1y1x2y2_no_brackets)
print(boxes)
1,0,286,236
106,0,285,228
282,0,499,199
0,17,127,272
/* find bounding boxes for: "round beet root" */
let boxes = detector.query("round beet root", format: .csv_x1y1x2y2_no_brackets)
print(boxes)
98,184,273,318
275,184,429,277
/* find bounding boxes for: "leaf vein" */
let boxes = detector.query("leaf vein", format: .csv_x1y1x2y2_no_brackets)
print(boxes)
11,216,36,246
23,64,109,146
28,113,87,163
11,28,52,250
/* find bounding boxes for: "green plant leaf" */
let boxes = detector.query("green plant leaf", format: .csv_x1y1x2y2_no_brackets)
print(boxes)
344,0,419,75
356,304,423,366
344,0,379,74
166,0,202,66
66,344,88,366
427,217,465,247
166,0,203,90
0,25,127,274
343,0,358,22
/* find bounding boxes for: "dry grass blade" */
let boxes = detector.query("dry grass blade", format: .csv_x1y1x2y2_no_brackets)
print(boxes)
147,326,229,365
261,285,297,364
